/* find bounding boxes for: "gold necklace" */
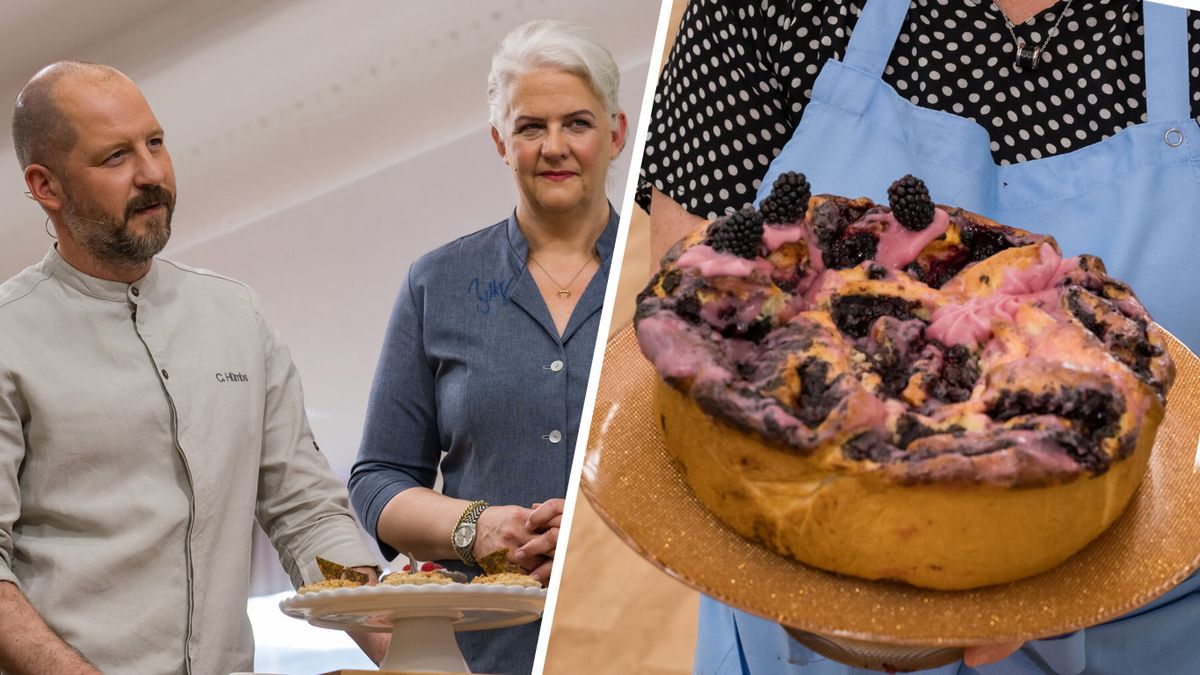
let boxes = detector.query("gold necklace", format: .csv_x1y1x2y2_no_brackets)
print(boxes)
528,251,596,300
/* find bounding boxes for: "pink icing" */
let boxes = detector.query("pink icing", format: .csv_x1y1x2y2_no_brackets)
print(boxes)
927,295,1021,347
1115,298,1146,319
998,243,1077,296
873,209,951,269
1008,431,1084,474
635,314,709,380
797,270,837,311
815,388,888,444
762,224,804,252
676,244,771,278
805,230,827,273
746,402,808,440
700,295,765,328
928,244,1078,346
839,389,889,433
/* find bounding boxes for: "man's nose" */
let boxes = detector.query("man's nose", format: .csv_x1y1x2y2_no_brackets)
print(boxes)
133,147,169,186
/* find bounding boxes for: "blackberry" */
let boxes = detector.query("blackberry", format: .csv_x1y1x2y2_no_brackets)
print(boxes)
707,207,764,259
960,223,1012,261
759,172,811,224
674,295,702,324
903,262,925,282
888,174,935,231
830,294,919,339
823,231,878,269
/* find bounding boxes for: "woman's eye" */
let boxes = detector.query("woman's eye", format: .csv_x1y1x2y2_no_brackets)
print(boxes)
517,124,544,135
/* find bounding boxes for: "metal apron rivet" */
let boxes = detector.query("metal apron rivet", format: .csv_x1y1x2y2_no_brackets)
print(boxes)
1164,128,1184,147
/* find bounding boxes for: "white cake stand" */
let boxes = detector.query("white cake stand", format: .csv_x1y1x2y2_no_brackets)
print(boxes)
280,583,546,673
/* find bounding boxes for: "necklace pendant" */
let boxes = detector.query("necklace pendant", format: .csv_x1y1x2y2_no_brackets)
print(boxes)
1014,41,1042,70
556,289,571,299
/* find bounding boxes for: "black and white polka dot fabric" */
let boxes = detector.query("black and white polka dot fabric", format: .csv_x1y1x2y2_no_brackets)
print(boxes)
638,0,1200,218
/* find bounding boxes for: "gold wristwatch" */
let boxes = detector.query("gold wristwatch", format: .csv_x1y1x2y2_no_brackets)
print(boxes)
451,500,489,566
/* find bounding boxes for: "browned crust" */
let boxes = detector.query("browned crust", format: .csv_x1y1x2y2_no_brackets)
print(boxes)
658,379,1159,589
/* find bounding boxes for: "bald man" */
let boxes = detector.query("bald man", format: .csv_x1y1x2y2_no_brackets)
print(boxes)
0,62,384,674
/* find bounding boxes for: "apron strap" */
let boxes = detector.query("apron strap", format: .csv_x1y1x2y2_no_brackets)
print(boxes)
841,0,910,76
1142,0,1191,122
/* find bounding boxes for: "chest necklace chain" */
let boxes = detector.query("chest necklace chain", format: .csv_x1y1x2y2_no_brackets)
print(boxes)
994,0,1075,70
529,250,596,300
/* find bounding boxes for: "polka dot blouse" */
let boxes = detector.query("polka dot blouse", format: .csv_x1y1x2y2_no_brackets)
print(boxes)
638,0,1200,218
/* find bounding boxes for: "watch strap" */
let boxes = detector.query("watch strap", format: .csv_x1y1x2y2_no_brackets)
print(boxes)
451,500,489,566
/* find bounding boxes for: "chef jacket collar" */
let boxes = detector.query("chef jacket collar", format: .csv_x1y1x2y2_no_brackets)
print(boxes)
42,244,161,302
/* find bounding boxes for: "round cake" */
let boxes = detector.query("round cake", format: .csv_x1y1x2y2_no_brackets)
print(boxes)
635,173,1176,590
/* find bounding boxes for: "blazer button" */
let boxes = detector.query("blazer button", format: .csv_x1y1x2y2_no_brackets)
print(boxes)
549,360,564,372
547,430,562,444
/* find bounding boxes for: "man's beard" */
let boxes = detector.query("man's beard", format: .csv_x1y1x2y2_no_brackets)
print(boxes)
63,184,176,269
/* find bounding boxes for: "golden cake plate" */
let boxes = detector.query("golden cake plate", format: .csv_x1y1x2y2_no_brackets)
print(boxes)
582,323,1200,659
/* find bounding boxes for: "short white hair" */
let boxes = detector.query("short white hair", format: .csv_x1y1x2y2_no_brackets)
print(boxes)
487,19,621,134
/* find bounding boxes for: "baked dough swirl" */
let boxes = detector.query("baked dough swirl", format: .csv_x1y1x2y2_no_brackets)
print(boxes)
636,183,1175,589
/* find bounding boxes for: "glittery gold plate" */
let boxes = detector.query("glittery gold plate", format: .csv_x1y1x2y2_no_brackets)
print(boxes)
581,322,1200,646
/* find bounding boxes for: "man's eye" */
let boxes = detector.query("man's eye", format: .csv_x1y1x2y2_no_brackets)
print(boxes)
569,119,593,129
148,138,164,148
105,150,126,163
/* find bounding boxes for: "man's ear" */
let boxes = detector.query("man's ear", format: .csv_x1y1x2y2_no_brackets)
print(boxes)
24,164,63,212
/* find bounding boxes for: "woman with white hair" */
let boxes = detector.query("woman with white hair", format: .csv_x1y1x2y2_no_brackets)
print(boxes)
350,19,627,674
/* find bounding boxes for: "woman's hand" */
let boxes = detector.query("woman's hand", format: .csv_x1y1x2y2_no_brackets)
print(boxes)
513,499,565,585
514,527,559,586
525,499,565,531
474,504,538,564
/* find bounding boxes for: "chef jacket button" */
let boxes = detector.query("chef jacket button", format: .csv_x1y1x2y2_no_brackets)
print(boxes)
549,360,564,372
130,286,139,297
546,430,562,444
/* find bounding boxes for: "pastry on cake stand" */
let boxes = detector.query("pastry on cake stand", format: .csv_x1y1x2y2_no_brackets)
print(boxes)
281,557,545,673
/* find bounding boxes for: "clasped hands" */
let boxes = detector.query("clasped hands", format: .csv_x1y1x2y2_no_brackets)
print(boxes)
474,498,563,586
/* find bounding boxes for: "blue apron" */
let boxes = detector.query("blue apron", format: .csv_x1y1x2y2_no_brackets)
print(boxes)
697,1,1200,673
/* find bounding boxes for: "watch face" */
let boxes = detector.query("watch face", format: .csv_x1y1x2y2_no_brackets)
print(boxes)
453,522,476,549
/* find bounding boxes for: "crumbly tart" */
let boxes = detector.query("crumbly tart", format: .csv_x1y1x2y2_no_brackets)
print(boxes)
298,579,362,594
636,174,1175,590
470,573,542,588
381,571,456,586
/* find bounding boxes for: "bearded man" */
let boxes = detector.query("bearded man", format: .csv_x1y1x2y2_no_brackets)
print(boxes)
0,61,384,674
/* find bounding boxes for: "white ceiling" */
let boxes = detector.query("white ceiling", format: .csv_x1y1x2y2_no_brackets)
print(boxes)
1,0,658,270
0,0,660,478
